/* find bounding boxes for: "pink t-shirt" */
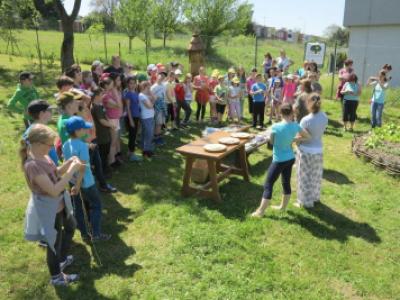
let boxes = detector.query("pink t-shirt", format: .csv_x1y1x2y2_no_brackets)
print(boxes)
208,78,219,96
282,82,297,98
103,90,122,120
246,77,256,93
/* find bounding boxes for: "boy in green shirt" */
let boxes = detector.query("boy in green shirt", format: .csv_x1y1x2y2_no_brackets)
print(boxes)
7,71,40,128
214,75,229,124
56,92,80,145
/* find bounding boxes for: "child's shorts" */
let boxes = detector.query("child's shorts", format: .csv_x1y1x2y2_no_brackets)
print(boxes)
216,104,226,114
155,111,165,126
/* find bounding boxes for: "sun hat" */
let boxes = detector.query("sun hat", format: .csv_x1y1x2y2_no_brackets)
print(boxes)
65,116,93,134
57,91,82,107
211,69,220,78
228,68,236,74
232,77,240,84
218,75,225,80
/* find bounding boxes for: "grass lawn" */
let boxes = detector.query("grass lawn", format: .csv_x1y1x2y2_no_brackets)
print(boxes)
0,30,318,73
0,53,400,299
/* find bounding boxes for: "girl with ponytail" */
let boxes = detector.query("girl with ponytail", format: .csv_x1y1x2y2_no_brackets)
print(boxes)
21,124,85,286
295,93,328,208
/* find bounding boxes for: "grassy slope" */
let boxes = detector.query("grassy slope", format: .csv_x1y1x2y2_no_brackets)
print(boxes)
0,51,400,300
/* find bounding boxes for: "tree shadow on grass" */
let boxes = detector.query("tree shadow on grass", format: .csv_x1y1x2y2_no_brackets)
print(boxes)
323,168,354,185
54,193,141,299
272,203,381,244
325,118,344,137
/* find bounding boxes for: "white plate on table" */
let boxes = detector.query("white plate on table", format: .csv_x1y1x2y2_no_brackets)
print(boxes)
230,132,252,139
203,144,227,153
218,137,240,145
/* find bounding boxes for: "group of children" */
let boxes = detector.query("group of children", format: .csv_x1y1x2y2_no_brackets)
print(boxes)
10,51,328,286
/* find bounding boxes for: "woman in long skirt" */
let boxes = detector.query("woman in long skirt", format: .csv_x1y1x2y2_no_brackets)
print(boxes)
296,93,328,208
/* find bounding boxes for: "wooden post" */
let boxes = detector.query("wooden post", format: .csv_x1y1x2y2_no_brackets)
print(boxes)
330,40,338,100
103,29,108,63
188,33,205,77
35,27,44,83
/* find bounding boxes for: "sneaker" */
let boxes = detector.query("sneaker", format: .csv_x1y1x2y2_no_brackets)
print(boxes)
154,138,166,146
50,273,79,286
251,210,264,218
129,154,143,162
92,233,112,242
38,240,48,248
60,255,74,272
99,184,117,193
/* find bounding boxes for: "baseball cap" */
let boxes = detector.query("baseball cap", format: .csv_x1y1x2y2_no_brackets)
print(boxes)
136,73,148,82
211,69,220,78
147,64,157,72
19,71,34,81
27,100,54,115
174,69,182,76
92,60,103,68
65,116,93,134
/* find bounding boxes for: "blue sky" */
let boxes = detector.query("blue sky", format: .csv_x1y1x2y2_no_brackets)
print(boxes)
65,0,346,36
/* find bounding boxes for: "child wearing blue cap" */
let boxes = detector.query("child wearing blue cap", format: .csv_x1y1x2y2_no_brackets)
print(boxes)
62,116,111,242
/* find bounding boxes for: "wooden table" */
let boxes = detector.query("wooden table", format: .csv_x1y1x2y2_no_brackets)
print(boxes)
176,131,250,202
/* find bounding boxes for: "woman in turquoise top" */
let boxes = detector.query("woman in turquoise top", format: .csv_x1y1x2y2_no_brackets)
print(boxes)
341,74,362,132
368,71,389,128
252,104,310,218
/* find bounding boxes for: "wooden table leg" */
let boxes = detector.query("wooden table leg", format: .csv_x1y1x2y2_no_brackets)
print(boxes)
207,159,221,202
182,156,194,196
238,146,250,182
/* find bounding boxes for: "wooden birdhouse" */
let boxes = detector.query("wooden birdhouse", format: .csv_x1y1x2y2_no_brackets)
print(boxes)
188,33,205,77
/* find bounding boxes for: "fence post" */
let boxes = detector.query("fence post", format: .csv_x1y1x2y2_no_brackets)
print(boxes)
254,36,258,68
103,30,108,63
330,40,338,100
35,27,44,83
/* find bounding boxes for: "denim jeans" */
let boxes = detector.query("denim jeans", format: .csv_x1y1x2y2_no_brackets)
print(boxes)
72,185,103,237
141,117,155,152
371,102,384,128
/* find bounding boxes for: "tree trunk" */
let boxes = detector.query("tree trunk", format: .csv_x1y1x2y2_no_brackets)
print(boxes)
60,19,75,72
163,31,167,48
129,36,133,53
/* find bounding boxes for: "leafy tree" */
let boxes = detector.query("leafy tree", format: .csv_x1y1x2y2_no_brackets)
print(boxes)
115,0,147,53
183,0,250,52
229,2,253,36
153,0,182,48
34,0,82,71
324,24,349,47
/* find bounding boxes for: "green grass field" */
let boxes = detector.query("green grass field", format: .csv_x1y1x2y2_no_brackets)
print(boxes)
0,43,400,299
0,29,313,74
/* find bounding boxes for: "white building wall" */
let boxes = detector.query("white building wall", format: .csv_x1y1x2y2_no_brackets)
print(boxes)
348,25,400,86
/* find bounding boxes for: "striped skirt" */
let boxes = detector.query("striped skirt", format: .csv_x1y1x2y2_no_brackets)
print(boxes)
296,149,323,207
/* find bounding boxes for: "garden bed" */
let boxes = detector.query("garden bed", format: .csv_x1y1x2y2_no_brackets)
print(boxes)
352,124,400,176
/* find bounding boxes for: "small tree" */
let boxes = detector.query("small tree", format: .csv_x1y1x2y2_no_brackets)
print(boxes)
153,0,182,48
115,0,146,53
184,0,248,52
324,24,349,47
